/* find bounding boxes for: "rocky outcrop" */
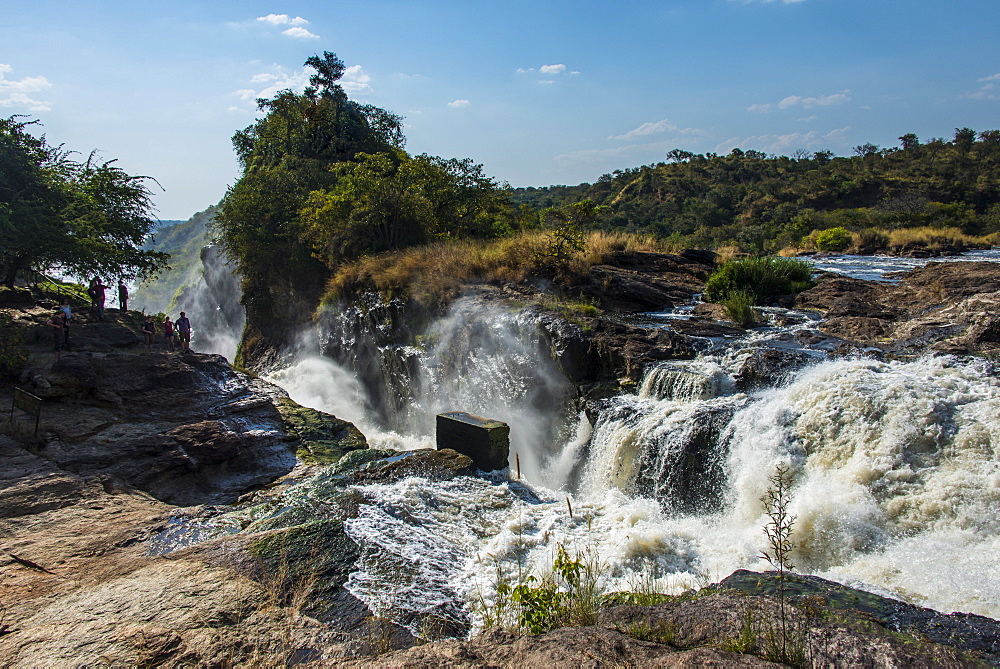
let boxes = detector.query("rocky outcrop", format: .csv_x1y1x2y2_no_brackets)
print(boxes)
579,250,712,312
795,261,1000,356
353,570,999,668
11,351,297,505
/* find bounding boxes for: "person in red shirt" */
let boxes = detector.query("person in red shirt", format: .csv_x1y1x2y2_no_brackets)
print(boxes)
163,315,176,352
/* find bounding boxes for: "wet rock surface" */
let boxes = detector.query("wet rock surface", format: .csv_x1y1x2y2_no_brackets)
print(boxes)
354,569,997,668
796,260,1000,356
10,351,298,505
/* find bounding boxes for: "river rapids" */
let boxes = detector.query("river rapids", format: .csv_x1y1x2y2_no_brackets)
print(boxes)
189,252,1000,635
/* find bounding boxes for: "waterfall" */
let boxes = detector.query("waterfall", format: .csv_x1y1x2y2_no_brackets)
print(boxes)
259,285,1000,628
575,354,1000,617
275,296,576,478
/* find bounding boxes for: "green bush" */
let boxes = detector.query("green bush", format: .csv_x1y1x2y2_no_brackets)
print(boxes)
722,290,756,327
852,228,889,254
0,313,29,377
814,226,853,252
704,257,814,306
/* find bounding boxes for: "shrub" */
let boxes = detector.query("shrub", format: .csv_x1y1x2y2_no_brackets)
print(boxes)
0,313,28,377
721,290,756,327
704,257,814,306
813,227,853,252
852,228,889,254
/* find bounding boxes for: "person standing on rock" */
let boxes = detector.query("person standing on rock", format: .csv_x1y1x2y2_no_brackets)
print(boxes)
87,278,99,315
141,315,156,353
58,297,72,348
48,310,66,361
162,315,176,352
118,280,129,312
176,311,192,352
91,277,109,321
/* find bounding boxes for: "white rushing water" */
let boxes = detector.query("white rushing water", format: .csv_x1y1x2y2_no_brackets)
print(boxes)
251,259,1000,633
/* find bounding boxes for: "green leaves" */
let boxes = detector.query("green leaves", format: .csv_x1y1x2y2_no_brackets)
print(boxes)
0,116,168,286
704,256,815,306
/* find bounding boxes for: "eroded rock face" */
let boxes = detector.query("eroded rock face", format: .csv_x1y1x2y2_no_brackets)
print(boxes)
796,260,1000,356
16,352,300,505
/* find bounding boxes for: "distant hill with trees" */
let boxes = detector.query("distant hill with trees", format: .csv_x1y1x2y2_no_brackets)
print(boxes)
131,205,217,314
512,129,1000,252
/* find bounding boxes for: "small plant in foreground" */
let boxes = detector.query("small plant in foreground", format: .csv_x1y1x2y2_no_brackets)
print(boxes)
477,544,606,635
721,289,756,327
759,462,798,664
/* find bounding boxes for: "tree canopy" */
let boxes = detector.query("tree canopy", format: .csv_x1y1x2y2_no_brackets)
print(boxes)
216,51,516,317
511,128,1000,252
0,116,168,287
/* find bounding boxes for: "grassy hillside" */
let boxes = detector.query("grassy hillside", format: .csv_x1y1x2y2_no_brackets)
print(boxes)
131,205,217,313
511,129,1000,252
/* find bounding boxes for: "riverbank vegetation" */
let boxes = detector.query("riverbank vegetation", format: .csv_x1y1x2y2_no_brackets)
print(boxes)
0,117,169,288
213,50,999,326
323,230,674,306
512,130,1000,254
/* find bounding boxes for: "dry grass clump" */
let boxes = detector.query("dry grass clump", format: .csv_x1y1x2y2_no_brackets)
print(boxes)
323,230,682,306
781,225,997,256
885,226,983,249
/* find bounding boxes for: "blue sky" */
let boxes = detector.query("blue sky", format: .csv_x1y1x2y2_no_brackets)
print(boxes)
3,0,998,220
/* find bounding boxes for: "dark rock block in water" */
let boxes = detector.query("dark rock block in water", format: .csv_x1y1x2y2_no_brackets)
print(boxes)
732,347,817,390
436,411,509,472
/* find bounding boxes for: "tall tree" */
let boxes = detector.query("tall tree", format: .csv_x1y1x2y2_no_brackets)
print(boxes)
0,116,167,287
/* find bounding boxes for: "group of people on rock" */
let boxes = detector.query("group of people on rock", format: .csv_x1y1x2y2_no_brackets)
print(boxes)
46,278,193,359
84,277,127,321
141,312,192,353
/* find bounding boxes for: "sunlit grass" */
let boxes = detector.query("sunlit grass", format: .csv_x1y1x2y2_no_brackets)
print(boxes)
782,226,997,256
323,230,682,306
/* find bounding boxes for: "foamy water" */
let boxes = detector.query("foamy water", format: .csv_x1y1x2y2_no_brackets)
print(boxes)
237,259,1000,630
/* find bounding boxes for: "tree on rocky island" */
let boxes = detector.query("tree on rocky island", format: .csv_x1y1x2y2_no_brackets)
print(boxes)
217,50,515,304
0,116,168,288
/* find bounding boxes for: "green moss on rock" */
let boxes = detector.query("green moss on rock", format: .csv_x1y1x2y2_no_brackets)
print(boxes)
276,396,367,464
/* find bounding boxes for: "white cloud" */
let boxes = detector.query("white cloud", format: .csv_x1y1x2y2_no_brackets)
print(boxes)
517,63,578,81
714,126,851,155
608,119,706,141
231,61,376,111
282,26,319,39
778,89,851,109
341,65,372,95
256,14,308,26
0,63,52,111
230,66,310,110
748,89,851,113
448,99,470,108
554,141,680,167
965,74,1000,100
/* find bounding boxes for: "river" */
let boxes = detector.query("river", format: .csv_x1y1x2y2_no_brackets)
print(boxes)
184,251,1000,635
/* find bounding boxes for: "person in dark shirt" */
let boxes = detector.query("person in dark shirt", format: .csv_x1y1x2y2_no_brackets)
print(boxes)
141,315,156,353
48,310,66,361
176,311,192,352
118,280,129,312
